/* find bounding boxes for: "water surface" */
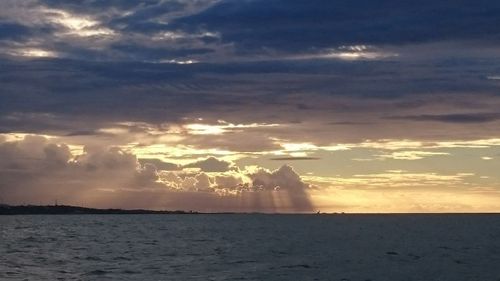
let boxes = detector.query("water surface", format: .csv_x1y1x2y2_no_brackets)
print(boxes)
1,214,500,280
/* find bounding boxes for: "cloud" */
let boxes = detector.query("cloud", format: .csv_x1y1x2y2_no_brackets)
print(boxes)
2,1,500,62
183,156,236,172
193,172,212,191
0,135,71,170
245,165,313,212
0,136,314,212
377,151,450,161
0,22,32,40
133,162,159,186
388,113,500,124
249,165,310,190
138,158,180,171
76,146,137,171
37,0,152,13
110,44,214,61
2,53,500,145
305,171,474,190
270,157,320,161
213,171,249,190
170,0,500,54
2,1,500,213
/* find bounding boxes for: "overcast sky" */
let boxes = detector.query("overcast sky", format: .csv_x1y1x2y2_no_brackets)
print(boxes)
1,0,500,212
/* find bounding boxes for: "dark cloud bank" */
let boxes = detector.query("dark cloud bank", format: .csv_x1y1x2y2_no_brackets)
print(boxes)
1,1,500,140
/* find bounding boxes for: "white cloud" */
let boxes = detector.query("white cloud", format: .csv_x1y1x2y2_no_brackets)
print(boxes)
184,121,280,135
378,151,450,160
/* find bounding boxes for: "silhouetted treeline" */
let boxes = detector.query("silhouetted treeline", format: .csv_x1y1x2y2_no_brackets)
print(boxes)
0,204,198,215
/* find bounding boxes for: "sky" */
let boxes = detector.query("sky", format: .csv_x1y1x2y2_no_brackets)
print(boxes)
1,0,500,212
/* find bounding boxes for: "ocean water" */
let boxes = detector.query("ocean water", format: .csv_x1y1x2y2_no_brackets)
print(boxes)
1,214,500,281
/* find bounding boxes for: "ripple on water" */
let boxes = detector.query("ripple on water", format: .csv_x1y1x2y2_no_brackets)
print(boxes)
121,269,141,274
83,256,103,261
113,256,132,261
83,269,108,276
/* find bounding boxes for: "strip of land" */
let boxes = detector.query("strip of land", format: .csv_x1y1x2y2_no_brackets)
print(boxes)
0,204,198,215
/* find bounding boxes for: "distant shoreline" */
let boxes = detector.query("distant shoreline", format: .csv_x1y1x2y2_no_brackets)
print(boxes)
1,204,500,215
0,204,199,215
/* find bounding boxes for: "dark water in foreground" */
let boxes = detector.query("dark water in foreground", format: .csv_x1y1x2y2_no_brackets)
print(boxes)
1,214,500,281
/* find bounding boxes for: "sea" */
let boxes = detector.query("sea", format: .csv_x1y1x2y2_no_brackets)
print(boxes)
1,214,500,281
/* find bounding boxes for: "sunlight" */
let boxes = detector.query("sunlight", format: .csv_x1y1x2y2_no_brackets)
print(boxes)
43,8,114,37
184,121,279,135
13,48,58,58
311,188,500,213
1,133,57,142
123,143,242,164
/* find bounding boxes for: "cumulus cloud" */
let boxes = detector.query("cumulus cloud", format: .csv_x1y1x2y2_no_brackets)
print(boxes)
133,163,159,186
249,165,310,191
0,135,71,170
213,171,250,190
76,146,137,171
246,165,314,212
138,158,180,171
193,172,212,191
0,136,314,212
